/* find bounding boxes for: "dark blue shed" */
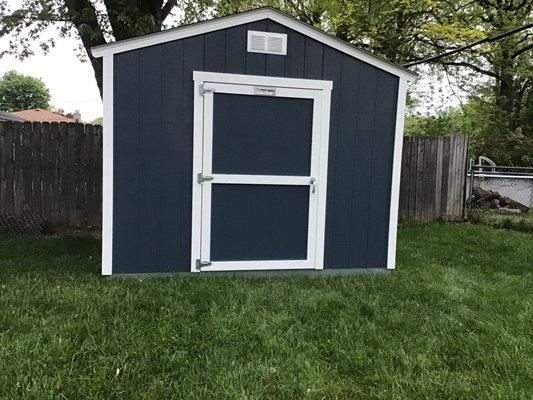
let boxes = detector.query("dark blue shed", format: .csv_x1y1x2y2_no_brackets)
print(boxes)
91,7,416,275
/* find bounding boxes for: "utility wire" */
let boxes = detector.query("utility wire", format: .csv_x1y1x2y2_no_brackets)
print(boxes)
403,23,533,67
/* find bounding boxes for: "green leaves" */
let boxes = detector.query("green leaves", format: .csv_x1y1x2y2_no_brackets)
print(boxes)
0,70,51,112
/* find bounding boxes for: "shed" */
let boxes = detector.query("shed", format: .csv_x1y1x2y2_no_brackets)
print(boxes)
91,7,416,275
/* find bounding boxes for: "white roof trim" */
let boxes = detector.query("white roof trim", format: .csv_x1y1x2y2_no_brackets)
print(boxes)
91,7,416,80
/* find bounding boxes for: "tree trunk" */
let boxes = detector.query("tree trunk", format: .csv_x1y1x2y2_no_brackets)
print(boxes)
64,0,107,97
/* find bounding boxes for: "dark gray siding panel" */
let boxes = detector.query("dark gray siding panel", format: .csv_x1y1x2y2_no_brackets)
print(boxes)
304,38,324,80
179,35,205,271
366,72,398,267
159,41,184,271
265,20,286,76
205,30,226,72
285,30,305,78
112,18,399,273
245,21,267,75
350,65,379,266
321,47,343,269
212,94,313,176
113,51,139,273
225,25,246,74
329,54,361,268
138,46,162,272
211,184,309,261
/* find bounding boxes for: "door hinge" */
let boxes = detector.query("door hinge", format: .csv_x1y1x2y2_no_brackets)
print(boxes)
199,84,215,96
196,259,212,270
197,173,214,184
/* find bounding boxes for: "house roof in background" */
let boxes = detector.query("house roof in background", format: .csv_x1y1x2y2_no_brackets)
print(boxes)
11,109,75,122
0,111,25,122
91,7,417,81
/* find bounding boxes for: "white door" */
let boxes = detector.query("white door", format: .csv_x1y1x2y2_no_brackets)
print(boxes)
191,72,332,272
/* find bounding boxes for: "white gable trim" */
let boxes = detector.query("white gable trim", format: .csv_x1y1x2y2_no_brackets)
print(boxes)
91,8,416,81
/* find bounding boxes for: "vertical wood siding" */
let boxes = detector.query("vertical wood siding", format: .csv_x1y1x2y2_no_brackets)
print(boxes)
112,19,399,273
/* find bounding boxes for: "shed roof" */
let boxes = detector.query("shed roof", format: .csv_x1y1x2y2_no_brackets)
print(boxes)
91,7,417,81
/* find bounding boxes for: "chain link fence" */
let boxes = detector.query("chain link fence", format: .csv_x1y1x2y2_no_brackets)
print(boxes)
466,161,533,232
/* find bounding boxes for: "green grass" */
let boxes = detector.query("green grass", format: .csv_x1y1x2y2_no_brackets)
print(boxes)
0,223,532,399
470,209,533,233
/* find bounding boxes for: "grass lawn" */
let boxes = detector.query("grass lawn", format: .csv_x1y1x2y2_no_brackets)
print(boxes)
1,223,532,399
470,209,533,233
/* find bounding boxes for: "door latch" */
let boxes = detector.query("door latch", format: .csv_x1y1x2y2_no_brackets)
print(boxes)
310,177,317,194
196,259,212,270
197,173,214,184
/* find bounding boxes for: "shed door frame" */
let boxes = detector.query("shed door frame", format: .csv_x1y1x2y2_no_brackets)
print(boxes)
191,71,332,272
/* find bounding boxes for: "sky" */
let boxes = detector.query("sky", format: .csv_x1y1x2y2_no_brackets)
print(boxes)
0,0,103,122
0,1,465,122
0,40,103,122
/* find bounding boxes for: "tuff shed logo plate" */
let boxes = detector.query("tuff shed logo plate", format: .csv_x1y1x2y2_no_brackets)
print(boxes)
254,86,276,96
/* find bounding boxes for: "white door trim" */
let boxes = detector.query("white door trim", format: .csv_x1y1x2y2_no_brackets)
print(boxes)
191,72,332,272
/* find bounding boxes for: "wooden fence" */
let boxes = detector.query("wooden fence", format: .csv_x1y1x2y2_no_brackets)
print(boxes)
0,121,469,229
0,121,102,228
399,134,469,221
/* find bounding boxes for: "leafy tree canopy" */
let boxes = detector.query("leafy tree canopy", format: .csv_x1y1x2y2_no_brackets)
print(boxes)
0,70,51,112
0,0,530,164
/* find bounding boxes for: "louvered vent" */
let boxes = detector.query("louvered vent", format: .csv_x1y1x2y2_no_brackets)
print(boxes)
249,33,266,51
247,31,287,55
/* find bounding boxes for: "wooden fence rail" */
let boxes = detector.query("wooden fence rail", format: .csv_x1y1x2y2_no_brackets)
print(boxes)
0,121,102,228
399,134,469,221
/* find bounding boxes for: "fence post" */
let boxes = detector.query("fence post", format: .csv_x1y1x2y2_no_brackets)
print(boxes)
467,158,475,216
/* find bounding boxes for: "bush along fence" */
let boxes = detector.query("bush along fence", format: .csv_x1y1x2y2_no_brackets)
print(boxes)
0,121,102,232
399,134,469,221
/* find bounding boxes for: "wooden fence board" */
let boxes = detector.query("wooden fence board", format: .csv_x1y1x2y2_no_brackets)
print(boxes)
13,124,24,213
41,123,51,219
399,139,410,219
2,123,14,214
415,137,425,220
399,134,468,221
407,137,418,219
31,122,42,215
49,123,60,222
0,122,4,211
22,122,33,212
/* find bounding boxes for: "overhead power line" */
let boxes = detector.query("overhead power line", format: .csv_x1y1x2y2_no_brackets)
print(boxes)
403,23,533,67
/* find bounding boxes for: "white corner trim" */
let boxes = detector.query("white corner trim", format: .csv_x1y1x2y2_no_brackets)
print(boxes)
101,54,114,276
387,78,407,270
91,8,416,81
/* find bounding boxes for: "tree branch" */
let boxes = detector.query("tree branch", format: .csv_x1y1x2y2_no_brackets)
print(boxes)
64,0,107,97
440,60,499,78
161,0,178,21
512,42,533,58
1,14,70,23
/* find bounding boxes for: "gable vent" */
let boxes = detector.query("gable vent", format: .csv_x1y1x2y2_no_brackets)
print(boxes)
247,31,287,55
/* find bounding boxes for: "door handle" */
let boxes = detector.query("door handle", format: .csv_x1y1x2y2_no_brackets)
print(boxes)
310,177,317,194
